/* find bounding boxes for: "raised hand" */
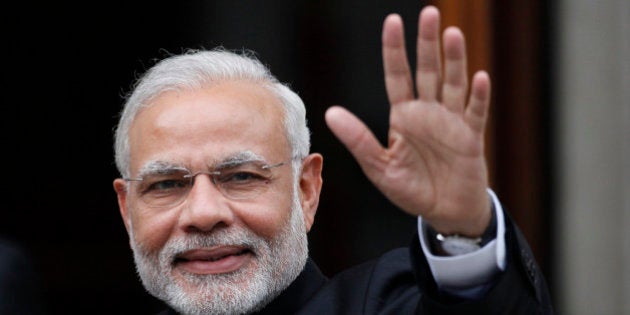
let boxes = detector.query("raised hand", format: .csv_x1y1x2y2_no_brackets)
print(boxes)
325,6,492,237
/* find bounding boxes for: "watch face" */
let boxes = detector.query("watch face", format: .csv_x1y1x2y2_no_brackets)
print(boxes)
441,237,481,255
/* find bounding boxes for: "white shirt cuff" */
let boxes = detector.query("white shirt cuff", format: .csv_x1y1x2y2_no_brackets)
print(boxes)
418,188,507,295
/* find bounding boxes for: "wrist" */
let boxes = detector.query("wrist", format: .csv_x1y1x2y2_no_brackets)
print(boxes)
425,204,497,256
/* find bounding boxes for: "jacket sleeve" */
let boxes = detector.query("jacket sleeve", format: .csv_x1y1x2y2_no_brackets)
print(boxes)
411,210,555,315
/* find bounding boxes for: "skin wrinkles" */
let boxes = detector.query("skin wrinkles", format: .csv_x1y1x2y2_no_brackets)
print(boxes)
132,151,268,180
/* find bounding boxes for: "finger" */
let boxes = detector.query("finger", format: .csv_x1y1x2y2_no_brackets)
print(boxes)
325,106,386,174
441,27,468,114
464,71,491,135
416,5,442,102
382,14,414,105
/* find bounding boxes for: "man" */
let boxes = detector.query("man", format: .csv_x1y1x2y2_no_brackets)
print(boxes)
113,5,553,315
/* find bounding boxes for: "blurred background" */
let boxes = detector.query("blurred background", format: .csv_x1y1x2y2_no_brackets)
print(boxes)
1,0,628,314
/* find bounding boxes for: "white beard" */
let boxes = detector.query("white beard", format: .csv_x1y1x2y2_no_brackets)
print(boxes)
129,192,309,315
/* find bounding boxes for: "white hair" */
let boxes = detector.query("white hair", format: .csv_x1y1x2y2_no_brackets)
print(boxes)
113,48,311,179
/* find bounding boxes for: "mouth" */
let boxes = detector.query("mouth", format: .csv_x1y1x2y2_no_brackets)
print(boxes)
174,246,254,275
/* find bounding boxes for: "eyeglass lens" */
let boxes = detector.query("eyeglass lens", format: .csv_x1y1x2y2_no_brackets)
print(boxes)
133,162,280,208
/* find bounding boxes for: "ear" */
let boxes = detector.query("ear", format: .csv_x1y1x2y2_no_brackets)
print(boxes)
298,153,323,232
113,178,132,236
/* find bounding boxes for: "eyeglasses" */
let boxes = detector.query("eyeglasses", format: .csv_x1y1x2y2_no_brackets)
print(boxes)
124,159,293,208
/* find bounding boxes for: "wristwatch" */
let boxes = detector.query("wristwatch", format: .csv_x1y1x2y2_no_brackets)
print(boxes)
425,208,497,256
434,233,483,256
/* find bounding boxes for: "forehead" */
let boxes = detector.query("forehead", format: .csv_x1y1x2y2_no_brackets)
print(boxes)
128,81,290,171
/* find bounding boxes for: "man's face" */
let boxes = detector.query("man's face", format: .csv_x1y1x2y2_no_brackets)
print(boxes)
113,81,322,314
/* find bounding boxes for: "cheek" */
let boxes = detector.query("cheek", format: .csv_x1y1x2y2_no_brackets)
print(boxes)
237,189,295,239
129,208,177,252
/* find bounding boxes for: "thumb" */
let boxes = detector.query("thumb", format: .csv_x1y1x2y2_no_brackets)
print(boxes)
324,106,385,173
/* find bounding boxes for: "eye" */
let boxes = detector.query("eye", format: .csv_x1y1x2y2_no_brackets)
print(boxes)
212,162,272,184
217,171,267,184
149,179,188,190
139,175,190,194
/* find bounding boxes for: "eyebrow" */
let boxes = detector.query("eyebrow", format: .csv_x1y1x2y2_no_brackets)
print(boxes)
136,161,188,178
213,151,266,169
136,151,268,178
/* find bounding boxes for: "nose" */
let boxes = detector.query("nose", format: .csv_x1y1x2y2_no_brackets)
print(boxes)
178,173,235,233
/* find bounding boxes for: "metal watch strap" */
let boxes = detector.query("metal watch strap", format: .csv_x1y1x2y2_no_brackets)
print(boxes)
425,205,497,256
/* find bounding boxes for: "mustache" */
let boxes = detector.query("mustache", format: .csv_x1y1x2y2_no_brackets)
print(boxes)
158,228,267,262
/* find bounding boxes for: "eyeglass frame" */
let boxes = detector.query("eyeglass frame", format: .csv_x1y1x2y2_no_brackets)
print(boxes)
123,156,302,208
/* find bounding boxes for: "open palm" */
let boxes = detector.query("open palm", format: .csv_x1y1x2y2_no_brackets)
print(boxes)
325,6,492,236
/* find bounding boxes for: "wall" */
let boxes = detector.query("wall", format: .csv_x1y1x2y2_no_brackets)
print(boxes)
553,1,630,314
